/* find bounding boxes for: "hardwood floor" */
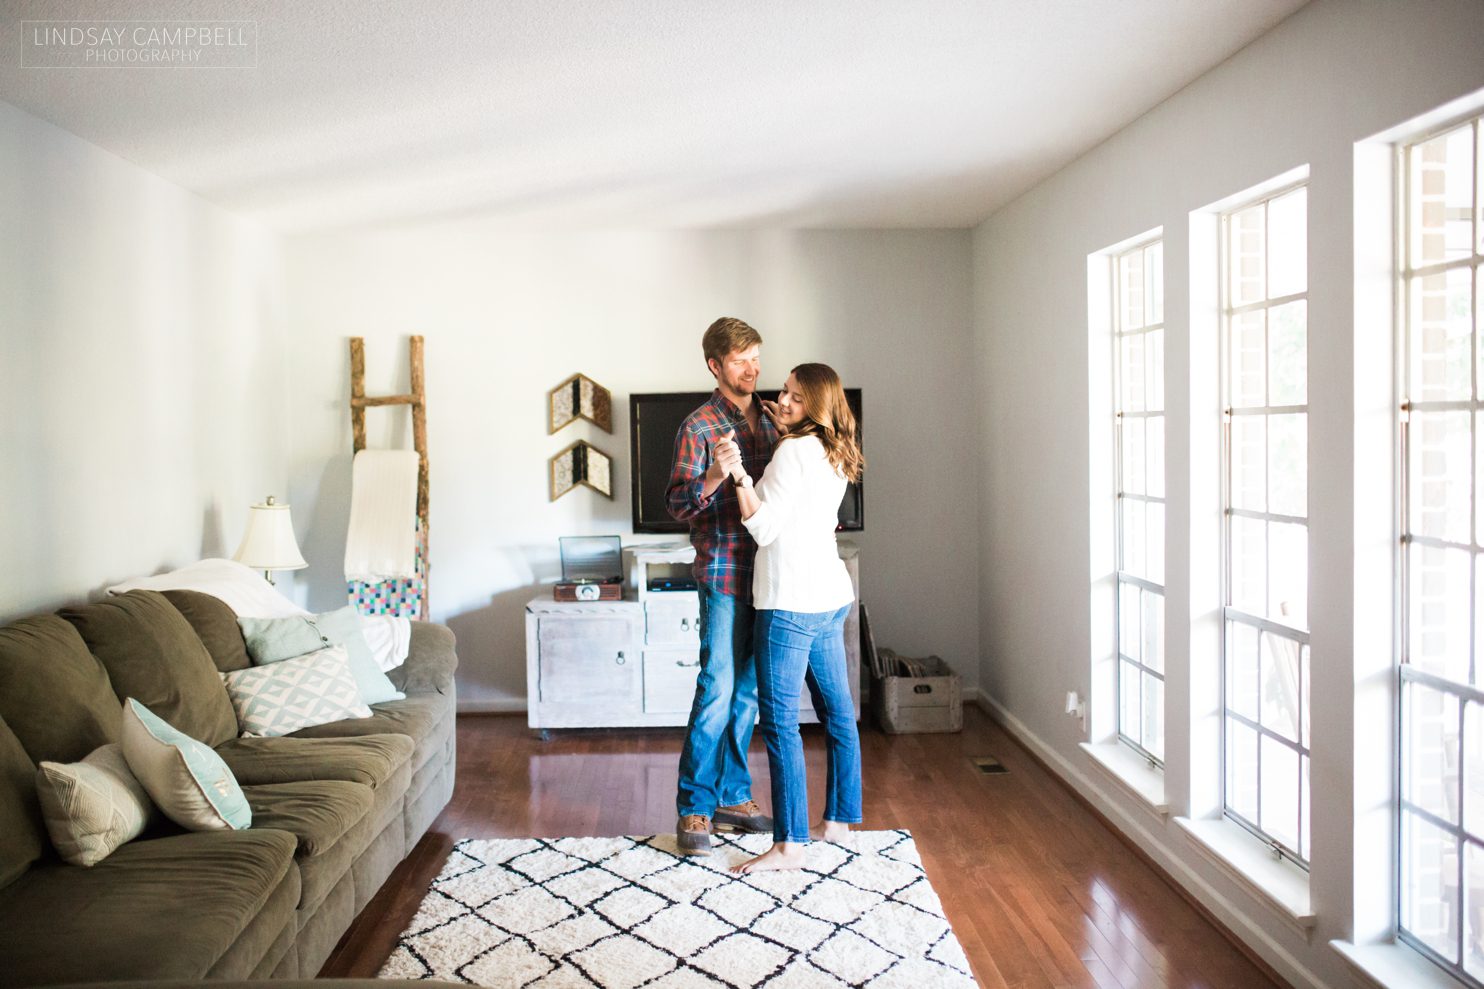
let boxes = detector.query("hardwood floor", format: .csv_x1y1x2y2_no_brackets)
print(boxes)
321,707,1285,988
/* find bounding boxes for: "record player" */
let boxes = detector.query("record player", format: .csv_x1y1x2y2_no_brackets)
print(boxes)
553,535,624,601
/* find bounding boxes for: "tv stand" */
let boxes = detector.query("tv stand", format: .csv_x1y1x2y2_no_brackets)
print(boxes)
524,541,860,730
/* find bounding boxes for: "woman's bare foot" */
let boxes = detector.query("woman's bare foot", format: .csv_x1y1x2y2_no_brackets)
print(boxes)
813,820,853,844
731,842,806,874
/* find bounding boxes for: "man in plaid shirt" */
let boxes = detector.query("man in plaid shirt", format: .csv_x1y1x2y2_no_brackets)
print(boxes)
667,317,779,855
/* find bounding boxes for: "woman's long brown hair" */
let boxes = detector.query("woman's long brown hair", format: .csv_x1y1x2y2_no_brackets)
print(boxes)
780,363,864,482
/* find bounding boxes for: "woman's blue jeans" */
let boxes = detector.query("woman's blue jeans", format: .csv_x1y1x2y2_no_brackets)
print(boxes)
755,604,861,844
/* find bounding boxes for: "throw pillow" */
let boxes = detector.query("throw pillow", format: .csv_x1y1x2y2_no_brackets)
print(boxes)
108,558,309,619
310,608,406,704
221,645,373,738
120,699,250,831
35,743,156,866
239,608,404,705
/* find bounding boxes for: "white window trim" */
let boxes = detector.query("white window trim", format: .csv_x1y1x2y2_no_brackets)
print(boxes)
1087,228,1165,759
1333,939,1474,989
1393,108,1484,987
1175,815,1315,938
1111,235,1168,766
1217,179,1313,869
1080,739,1168,815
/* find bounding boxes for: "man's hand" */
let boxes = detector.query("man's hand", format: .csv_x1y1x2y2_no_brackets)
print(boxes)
706,430,743,486
714,431,743,478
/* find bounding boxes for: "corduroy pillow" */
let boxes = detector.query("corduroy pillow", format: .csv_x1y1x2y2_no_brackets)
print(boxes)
61,590,238,748
35,743,156,866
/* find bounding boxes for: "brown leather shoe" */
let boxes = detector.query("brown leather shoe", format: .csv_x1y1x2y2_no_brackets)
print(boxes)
677,814,713,855
714,799,773,834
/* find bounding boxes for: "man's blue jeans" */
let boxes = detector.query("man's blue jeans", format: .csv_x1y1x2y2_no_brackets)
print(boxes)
676,587,758,818
755,604,861,844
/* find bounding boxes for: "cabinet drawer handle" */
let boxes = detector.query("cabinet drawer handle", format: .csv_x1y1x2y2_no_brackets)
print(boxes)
676,659,700,668
616,652,626,665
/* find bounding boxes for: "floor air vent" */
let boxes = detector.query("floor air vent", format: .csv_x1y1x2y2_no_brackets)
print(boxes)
971,757,1008,775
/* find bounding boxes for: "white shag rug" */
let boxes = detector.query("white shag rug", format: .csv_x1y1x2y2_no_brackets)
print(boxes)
380,830,976,988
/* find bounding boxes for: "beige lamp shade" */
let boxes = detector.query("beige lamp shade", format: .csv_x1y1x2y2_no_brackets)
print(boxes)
233,496,308,574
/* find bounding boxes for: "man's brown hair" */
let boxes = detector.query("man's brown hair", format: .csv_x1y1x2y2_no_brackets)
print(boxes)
702,317,763,370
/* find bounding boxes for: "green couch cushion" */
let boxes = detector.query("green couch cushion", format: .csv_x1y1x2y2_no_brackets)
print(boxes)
0,614,121,764
242,779,372,858
0,715,45,890
0,828,298,986
214,733,413,790
61,590,238,747
161,588,251,673
291,691,448,773
392,620,459,695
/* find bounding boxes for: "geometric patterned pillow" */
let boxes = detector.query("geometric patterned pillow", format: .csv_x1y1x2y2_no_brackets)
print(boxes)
35,743,157,866
220,645,372,738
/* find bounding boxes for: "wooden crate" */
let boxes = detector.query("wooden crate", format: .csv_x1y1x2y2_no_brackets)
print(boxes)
872,656,963,734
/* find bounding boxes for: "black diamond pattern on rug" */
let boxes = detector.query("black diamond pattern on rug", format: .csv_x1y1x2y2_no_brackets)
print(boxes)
380,830,976,988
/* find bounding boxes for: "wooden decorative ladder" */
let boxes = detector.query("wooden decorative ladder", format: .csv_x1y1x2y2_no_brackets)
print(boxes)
348,335,430,620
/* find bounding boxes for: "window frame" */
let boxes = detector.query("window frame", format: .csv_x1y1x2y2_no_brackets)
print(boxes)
1218,179,1312,870
1112,237,1167,768
1396,110,1484,985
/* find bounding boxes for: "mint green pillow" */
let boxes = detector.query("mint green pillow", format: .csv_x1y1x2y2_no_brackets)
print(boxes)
238,608,404,706
236,616,321,665
120,699,250,831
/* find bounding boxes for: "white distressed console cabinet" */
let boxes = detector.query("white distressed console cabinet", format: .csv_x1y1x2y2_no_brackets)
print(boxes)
525,542,860,730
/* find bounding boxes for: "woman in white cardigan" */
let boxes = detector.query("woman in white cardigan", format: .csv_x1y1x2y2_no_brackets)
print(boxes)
725,363,864,874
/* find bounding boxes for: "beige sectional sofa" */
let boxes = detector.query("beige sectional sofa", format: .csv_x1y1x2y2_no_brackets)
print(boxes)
0,587,458,987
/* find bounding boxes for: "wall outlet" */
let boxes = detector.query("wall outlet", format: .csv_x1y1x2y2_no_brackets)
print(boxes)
1064,690,1086,733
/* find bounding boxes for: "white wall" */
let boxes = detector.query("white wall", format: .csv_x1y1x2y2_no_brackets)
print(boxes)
281,227,977,710
973,1,1484,986
0,100,284,620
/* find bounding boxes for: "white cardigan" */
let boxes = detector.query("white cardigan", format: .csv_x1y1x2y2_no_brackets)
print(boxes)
742,434,854,613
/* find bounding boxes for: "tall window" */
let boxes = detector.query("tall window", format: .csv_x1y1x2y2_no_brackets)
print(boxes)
1399,113,1484,982
1220,184,1310,866
1114,240,1166,764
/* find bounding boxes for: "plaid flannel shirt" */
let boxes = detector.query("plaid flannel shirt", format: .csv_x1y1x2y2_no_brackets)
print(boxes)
666,390,779,597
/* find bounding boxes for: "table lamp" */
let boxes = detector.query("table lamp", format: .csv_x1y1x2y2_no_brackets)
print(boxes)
233,495,308,584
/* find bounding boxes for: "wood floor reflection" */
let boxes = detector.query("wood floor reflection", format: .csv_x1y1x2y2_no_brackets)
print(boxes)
321,707,1285,988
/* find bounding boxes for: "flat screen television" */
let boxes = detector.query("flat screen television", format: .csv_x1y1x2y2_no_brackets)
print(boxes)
630,390,863,534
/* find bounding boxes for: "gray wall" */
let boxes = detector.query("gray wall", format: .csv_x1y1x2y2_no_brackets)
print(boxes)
0,100,285,619
281,227,979,710
972,1,1484,985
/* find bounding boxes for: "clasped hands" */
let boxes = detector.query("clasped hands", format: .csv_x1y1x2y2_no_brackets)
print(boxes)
712,431,749,483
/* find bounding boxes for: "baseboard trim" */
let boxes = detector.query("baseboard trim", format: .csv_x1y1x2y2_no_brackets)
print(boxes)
973,695,1324,989
456,698,528,714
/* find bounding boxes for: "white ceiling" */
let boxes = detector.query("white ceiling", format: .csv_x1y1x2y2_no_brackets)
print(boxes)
0,0,1308,232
